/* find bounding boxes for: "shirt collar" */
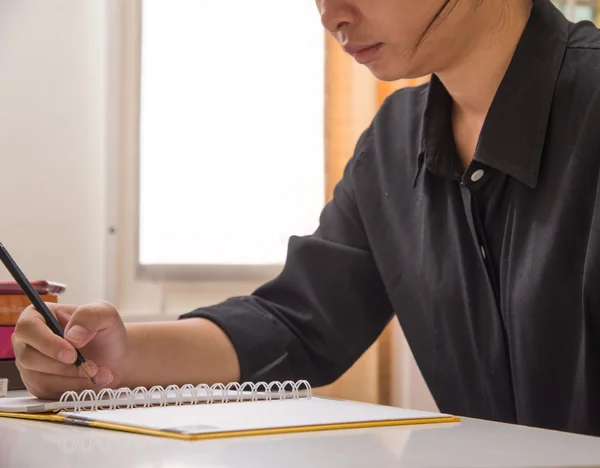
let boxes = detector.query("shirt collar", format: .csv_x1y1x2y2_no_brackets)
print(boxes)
419,0,570,188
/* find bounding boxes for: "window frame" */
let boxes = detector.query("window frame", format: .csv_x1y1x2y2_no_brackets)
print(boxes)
107,1,268,317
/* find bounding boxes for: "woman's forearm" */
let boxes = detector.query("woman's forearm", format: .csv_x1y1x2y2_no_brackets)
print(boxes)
120,318,240,388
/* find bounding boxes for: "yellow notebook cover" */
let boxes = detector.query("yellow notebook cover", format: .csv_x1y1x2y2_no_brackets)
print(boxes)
0,381,460,441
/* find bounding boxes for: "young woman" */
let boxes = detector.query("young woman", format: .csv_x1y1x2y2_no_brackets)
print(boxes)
12,0,600,436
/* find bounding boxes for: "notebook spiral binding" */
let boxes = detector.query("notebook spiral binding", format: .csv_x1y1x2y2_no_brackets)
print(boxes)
58,380,312,413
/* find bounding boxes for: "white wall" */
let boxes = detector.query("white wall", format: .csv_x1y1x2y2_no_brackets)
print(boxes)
0,0,108,304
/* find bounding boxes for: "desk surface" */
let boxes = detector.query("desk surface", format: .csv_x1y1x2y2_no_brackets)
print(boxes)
2,396,600,468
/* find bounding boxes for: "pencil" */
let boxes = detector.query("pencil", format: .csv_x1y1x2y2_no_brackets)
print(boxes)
0,242,96,384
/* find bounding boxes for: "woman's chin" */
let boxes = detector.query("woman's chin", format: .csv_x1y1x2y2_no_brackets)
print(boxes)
366,62,423,82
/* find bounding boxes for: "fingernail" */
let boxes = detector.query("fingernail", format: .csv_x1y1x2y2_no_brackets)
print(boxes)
66,325,87,343
95,367,113,386
78,360,98,378
58,349,76,364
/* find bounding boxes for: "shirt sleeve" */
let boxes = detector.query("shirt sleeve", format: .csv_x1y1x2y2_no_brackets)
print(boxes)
179,129,393,386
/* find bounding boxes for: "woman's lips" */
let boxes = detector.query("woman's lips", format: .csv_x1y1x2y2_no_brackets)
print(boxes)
343,43,383,64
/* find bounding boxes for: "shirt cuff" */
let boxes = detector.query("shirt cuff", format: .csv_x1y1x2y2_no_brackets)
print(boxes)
179,297,293,383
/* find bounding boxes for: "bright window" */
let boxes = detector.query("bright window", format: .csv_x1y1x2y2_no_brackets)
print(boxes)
138,1,325,271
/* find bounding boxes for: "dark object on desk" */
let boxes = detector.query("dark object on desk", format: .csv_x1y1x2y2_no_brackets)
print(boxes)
0,359,24,390
0,242,95,384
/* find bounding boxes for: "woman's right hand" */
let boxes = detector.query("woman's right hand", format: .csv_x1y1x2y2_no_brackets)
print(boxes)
12,300,129,399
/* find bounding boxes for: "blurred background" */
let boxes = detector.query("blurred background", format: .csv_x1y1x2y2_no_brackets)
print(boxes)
0,0,597,408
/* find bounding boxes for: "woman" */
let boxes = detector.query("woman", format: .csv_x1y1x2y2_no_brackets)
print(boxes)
12,0,600,436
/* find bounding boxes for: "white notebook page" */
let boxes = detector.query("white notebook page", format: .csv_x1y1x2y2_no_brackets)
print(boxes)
61,397,450,435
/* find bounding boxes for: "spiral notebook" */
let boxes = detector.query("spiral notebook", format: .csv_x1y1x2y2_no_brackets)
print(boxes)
0,380,460,441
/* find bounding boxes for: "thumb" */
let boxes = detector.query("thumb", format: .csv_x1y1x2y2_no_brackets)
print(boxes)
63,301,119,348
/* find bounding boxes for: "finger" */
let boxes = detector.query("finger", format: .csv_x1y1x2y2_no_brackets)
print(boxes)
17,344,99,378
13,308,78,364
23,302,78,329
19,366,114,400
64,301,120,348
47,303,79,328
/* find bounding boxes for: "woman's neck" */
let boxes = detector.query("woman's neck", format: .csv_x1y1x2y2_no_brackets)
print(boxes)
439,1,533,117
436,0,533,167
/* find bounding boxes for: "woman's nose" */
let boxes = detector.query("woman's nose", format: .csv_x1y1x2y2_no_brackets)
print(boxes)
317,0,354,34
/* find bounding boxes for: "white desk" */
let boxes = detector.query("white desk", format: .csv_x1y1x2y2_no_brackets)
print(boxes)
2,396,600,467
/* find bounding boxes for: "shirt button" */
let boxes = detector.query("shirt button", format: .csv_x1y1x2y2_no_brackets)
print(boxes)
471,169,485,182
480,245,486,259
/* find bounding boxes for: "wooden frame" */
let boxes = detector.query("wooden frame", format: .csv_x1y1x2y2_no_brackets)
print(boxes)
319,32,430,404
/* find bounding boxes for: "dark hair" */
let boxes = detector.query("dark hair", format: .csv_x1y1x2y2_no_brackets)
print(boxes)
412,0,455,55
410,0,488,56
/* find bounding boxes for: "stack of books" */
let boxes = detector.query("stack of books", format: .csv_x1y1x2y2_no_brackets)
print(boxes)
0,281,65,390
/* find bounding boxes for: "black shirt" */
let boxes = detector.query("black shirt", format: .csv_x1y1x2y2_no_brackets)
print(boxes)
181,0,600,436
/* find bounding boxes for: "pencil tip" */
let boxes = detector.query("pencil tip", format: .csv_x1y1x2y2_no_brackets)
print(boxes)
79,362,96,384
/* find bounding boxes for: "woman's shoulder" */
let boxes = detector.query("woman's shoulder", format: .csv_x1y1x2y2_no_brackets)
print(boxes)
374,82,430,127
364,82,430,160
362,82,430,150
567,18,600,50
347,83,429,182
559,21,600,99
